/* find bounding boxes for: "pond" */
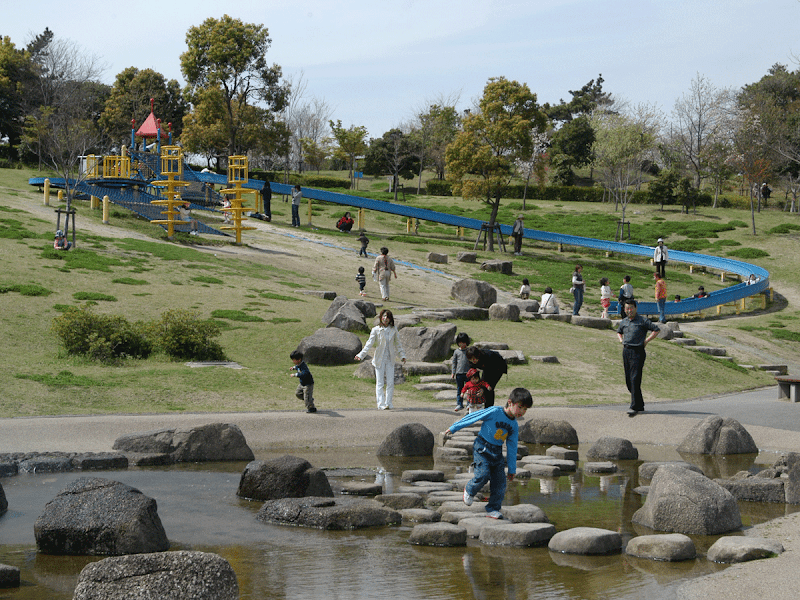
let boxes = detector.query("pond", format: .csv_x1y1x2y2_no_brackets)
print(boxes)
0,444,796,600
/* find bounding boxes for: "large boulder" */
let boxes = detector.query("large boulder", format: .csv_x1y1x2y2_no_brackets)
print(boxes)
586,437,638,460
480,259,513,275
677,415,758,455
326,301,369,332
257,496,401,530
488,303,521,321
706,536,784,563
450,279,497,308
399,323,458,362
113,423,254,463
34,477,169,555
625,533,696,562
73,551,238,600
296,327,363,365
632,464,742,535
519,419,579,446
237,455,333,501
548,527,622,555
377,423,435,457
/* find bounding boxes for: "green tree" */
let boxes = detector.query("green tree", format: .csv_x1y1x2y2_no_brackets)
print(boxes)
180,15,289,158
0,36,37,153
446,77,547,250
549,114,594,184
364,129,419,201
329,119,368,187
411,102,460,191
180,86,228,168
100,67,187,145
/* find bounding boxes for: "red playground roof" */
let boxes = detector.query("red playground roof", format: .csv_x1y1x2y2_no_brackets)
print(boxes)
136,110,167,139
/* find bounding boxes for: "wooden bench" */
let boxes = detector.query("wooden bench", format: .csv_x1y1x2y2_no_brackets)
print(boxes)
776,376,800,402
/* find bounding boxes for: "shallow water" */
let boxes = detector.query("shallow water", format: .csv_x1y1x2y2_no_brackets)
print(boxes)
0,445,796,600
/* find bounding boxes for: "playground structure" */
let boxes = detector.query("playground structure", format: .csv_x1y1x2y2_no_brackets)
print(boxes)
218,156,258,244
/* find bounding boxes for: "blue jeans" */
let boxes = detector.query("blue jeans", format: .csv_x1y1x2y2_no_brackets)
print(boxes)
572,287,584,315
291,204,300,226
455,373,467,408
466,436,507,513
657,298,666,323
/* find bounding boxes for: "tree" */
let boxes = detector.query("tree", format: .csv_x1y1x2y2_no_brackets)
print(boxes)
180,86,231,168
591,106,659,226
180,15,289,158
671,74,734,188
543,74,614,123
410,99,461,191
99,67,187,145
364,129,419,201
0,36,38,154
730,109,772,234
548,114,594,185
446,77,548,250
514,126,549,208
329,120,368,187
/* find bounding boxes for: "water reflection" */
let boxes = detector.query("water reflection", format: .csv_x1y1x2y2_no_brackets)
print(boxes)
0,445,797,600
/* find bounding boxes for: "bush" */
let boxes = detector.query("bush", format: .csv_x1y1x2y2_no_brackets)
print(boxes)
726,248,770,259
301,175,351,189
148,309,226,361
51,306,152,362
426,180,452,196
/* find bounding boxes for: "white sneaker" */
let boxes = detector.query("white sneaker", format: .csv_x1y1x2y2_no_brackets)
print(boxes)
487,510,503,519
463,488,474,506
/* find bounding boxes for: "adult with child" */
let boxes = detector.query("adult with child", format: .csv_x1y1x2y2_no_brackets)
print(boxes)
372,247,397,302
355,309,406,410
571,264,585,315
289,350,316,413
653,238,668,278
465,345,508,409
443,388,533,519
336,212,354,232
616,299,660,417
451,332,471,412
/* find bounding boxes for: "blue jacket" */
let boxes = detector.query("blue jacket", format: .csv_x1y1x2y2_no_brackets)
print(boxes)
449,406,520,474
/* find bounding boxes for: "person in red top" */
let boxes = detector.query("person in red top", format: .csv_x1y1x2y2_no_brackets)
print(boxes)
461,368,491,414
336,211,354,232
654,272,667,323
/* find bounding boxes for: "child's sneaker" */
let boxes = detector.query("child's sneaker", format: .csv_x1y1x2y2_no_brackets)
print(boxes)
486,510,503,519
454,404,463,412
463,487,474,506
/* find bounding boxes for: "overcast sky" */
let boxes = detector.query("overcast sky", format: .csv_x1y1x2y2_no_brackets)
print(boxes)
4,0,800,138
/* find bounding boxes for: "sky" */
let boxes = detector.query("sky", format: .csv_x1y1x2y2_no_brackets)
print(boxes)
4,0,800,139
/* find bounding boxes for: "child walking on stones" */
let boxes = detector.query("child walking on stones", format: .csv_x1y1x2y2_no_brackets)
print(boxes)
442,387,533,519
289,350,316,413
451,332,471,412
356,266,367,297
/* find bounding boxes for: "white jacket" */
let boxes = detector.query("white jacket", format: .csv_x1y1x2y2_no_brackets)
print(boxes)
357,325,406,366
654,244,668,262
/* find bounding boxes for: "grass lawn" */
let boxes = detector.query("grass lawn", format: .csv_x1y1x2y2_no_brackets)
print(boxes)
0,166,797,418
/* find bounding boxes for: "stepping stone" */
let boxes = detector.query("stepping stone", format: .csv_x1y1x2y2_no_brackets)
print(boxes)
374,493,424,509
480,522,556,547
434,390,458,401
523,463,561,478
548,527,622,555
445,440,475,452
691,346,727,356
672,338,697,346
546,446,579,460
407,523,467,546
626,533,696,562
706,536,784,563
522,456,577,472
404,362,450,375
340,482,383,496
584,462,618,474
529,355,560,363
440,510,479,524
419,374,453,383
458,516,499,538
397,483,453,494
0,564,21,588
400,508,441,523
401,469,444,483
414,383,456,391
502,504,549,524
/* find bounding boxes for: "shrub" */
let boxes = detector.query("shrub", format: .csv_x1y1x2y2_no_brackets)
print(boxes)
425,180,452,196
768,223,800,234
51,306,152,362
301,175,351,189
73,292,117,302
726,248,770,259
148,309,226,361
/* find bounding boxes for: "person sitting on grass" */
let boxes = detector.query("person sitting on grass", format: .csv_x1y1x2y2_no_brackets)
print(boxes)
53,229,71,250
336,211,354,232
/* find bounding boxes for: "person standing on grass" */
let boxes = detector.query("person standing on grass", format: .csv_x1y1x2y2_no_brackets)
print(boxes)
654,272,667,323
357,231,369,257
291,184,302,227
571,264,585,315
512,214,524,255
465,345,507,409
618,275,634,316
355,309,406,410
289,350,316,413
442,387,533,520
261,180,272,221
599,277,612,319
653,238,668,278
616,299,660,417
372,247,397,301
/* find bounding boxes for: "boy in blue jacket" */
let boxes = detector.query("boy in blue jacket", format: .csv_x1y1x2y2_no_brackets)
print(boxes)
289,350,316,413
442,387,533,519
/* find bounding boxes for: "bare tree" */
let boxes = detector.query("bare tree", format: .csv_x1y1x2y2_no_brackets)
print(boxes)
671,74,734,189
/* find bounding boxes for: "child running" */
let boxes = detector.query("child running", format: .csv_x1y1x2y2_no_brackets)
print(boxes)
443,388,533,519
356,266,367,297
461,368,491,414
289,350,317,413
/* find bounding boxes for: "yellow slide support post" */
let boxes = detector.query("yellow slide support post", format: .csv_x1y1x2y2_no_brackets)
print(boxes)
150,146,190,238
219,155,257,245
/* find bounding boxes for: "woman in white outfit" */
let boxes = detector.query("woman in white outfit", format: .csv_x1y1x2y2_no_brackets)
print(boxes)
372,247,397,301
355,309,406,410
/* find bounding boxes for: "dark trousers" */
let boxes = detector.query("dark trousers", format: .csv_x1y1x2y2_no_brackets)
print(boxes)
622,346,646,411
513,234,522,253
655,261,666,278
